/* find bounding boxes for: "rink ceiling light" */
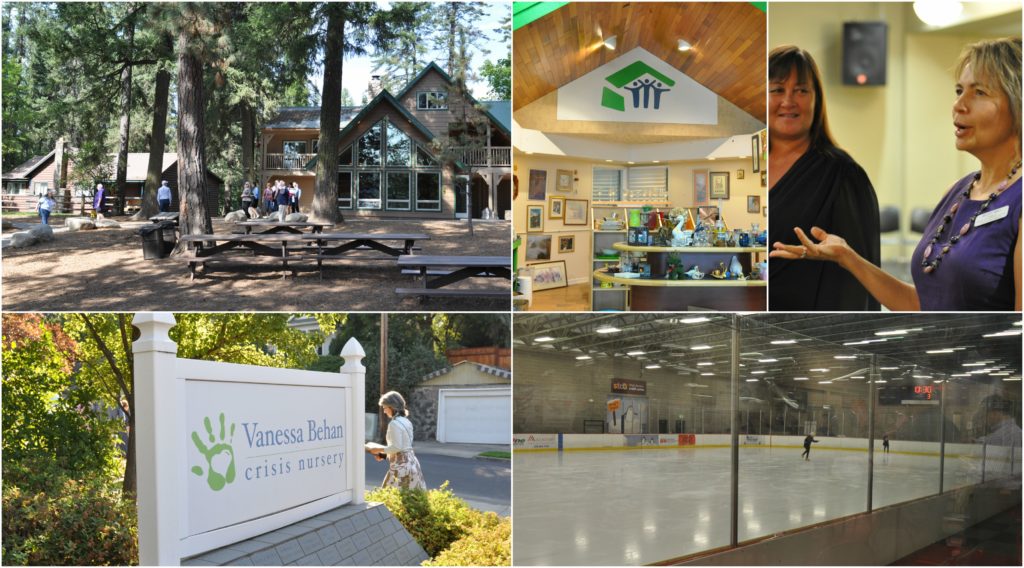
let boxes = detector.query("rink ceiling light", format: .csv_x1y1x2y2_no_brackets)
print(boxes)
751,370,766,374
834,355,857,360
645,364,661,369
576,355,592,360
810,368,830,372
875,328,921,336
686,383,709,388
697,362,714,366
691,345,712,350
1003,377,1022,382
793,377,809,381
983,329,1022,338
535,336,555,342
595,326,621,334
926,349,956,354
771,339,797,345
700,372,715,376
962,362,988,366
680,317,710,324
879,366,899,370
818,380,833,384
874,380,887,383
758,358,778,363
627,350,646,356
745,378,759,382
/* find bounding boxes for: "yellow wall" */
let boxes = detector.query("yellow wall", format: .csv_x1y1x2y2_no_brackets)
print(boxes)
770,2,1004,261
514,154,766,284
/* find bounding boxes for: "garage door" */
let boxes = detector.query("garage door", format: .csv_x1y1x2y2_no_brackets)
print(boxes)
438,388,511,444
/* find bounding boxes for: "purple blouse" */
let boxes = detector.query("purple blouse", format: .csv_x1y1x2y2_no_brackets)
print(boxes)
911,173,1021,310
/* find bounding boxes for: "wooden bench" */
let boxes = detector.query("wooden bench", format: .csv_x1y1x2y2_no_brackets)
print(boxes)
235,220,332,234
306,233,429,258
179,233,318,279
395,255,511,299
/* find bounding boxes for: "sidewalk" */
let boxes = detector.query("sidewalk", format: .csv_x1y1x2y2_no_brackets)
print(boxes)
413,440,511,517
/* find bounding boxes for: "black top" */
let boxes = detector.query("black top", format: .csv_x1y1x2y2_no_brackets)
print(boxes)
770,147,881,310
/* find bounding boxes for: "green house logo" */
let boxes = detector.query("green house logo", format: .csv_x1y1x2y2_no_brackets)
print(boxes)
601,61,677,112
191,413,237,491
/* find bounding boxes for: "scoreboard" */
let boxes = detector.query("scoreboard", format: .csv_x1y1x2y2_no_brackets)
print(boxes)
878,384,941,405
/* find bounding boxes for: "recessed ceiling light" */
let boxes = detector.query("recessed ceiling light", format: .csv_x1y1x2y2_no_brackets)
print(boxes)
645,364,661,369
913,1,964,27
678,38,692,51
912,375,932,379
697,362,714,366
834,355,857,360
576,355,592,360
879,367,899,370
983,329,1022,338
771,340,797,345
700,372,714,376
926,349,955,354
751,370,766,375
810,368,830,372
874,379,887,384
818,380,833,384
691,345,712,351
793,377,809,381
626,350,645,356
962,362,987,367
603,35,617,50
758,358,778,363
535,336,554,342
875,328,921,336
596,326,621,334
745,378,758,382
680,317,709,324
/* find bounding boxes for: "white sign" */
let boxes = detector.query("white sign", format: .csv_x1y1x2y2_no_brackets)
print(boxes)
513,433,558,449
557,47,717,124
185,380,348,537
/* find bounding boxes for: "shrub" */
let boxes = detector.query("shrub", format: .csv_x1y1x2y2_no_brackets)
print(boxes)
424,512,511,566
367,482,482,558
2,472,138,565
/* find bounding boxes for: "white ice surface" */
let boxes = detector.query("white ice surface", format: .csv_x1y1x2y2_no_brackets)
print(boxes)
512,445,1005,566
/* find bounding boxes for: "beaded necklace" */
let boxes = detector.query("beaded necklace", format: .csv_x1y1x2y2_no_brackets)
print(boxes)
921,160,1021,274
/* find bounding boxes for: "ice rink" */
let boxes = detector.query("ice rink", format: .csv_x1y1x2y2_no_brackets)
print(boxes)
512,446,1005,566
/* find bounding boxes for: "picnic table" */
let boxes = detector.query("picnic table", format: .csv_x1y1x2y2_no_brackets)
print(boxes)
395,255,511,299
235,220,333,234
149,212,180,225
178,232,431,280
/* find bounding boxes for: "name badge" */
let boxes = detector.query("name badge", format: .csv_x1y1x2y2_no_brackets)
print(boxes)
974,206,1009,227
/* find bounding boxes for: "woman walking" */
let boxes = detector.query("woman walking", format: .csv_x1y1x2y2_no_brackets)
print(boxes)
373,391,426,490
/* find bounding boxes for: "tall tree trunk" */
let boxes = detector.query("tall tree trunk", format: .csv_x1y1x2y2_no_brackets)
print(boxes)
241,102,255,186
312,5,345,225
446,4,457,76
122,403,137,497
174,28,213,250
134,67,170,220
114,21,136,217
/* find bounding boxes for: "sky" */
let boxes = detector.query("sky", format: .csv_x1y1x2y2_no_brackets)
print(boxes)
312,1,511,103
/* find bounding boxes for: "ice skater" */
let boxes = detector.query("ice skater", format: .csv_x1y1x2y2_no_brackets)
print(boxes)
882,434,890,453
801,433,819,460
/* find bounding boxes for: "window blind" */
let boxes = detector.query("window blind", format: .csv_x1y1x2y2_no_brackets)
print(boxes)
593,168,622,202
625,167,668,202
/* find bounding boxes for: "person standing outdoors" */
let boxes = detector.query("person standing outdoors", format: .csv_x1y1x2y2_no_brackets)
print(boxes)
156,180,173,213
37,189,56,225
93,183,108,217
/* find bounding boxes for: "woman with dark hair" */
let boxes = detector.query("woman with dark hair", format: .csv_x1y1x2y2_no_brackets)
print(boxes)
772,38,1022,311
767,45,881,310
371,391,426,490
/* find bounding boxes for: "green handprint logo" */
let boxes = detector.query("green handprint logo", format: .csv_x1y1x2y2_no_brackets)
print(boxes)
191,413,236,491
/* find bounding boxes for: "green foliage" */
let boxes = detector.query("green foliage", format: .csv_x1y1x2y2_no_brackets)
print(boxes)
477,451,511,459
2,465,138,566
367,482,500,559
479,57,510,100
308,355,344,373
424,513,511,566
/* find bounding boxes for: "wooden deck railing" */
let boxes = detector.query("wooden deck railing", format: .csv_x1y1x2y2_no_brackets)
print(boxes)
262,147,511,170
263,153,318,170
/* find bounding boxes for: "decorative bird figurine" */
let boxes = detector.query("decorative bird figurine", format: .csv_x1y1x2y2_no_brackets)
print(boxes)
729,255,745,280
684,265,704,280
671,215,687,246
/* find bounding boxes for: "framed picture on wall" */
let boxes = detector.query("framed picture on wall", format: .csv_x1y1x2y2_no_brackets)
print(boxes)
556,169,573,192
527,205,544,232
747,195,760,213
761,170,767,187
558,234,575,253
526,234,552,262
564,198,589,225
751,133,761,173
529,169,547,200
709,171,730,199
763,206,767,217
531,260,568,291
697,206,719,226
737,169,745,180
549,197,565,219
693,169,709,206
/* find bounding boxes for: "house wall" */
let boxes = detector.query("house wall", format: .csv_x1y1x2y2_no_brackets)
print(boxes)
398,67,489,138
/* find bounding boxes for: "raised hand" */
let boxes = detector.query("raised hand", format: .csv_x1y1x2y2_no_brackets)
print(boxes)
770,226,852,265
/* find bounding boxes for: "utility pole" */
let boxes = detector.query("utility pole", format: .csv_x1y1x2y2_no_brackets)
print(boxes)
378,313,388,441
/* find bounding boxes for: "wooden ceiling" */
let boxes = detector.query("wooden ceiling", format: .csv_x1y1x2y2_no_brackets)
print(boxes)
513,2,766,121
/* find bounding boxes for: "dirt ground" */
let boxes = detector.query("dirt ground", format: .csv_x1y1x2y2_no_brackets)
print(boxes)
2,216,512,312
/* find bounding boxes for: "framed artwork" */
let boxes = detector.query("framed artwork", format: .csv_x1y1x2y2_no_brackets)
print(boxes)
531,260,568,291
761,170,767,187
527,205,544,232
763,206,767,217
564,198,588,225
558,234,575,253
709,171,730,199
549,197,565,219
693,169,709,206
747,195,761,213
529,169,547,200
751,133,761,173
760,128,767,165
556,169,573,192
697,206,719,226
526,234,552,262
737,169,745,180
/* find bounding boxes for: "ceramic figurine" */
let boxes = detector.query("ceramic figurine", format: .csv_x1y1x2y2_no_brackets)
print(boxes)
710,262,727,279
749,263,761,280
739,231,751,247
758,261,768,280
671,216,687,246
729,255,746,280
685,265,704,279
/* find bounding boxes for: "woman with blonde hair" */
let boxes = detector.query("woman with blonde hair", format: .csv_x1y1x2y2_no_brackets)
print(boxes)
772,38,1022,310
372,391,426,490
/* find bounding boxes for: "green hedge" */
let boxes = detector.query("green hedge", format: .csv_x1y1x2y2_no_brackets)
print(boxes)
366,482,510,565
2,469,138,566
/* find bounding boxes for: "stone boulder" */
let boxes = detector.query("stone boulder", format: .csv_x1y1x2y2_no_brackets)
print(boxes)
28,224,54,242
224,210,247,222
9,231,38,248
95,218,121,229
66,217,97,231
1,218,14,231
284,212,308,222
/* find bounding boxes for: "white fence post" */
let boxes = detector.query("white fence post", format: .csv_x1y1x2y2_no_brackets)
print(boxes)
132,312,180,566
341,337,366,505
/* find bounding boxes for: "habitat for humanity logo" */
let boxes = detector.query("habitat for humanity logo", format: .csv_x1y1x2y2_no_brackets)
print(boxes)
601,61,676,112
191,413,236,491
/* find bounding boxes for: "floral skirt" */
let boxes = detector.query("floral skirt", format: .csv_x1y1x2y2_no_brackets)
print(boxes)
383,450,427,490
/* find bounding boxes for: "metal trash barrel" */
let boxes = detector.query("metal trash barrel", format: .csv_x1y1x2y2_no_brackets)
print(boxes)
139,221,176,259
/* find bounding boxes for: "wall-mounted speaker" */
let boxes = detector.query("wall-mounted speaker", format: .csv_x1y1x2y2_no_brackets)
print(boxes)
842,22,888,86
